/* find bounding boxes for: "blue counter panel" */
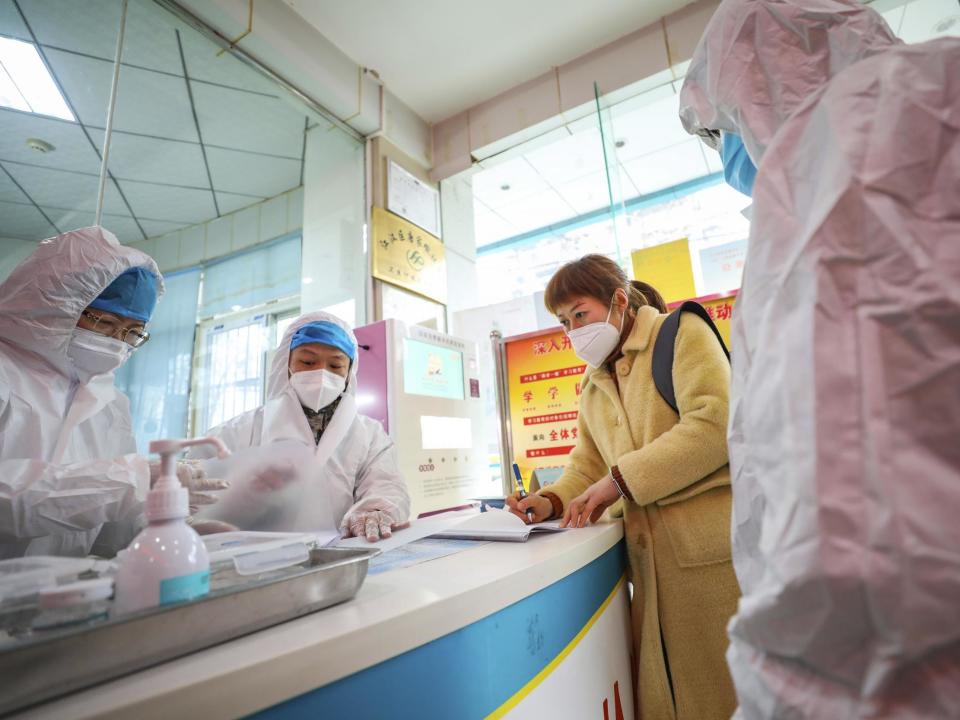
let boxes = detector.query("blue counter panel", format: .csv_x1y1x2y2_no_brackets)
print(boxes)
249,541,627,720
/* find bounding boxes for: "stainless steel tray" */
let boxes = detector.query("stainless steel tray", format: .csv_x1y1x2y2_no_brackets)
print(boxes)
0,546,378,716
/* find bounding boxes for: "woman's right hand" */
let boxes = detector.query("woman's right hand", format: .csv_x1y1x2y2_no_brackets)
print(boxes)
505,492,553,524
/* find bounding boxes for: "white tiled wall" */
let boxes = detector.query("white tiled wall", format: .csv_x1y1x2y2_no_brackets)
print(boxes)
127,187,304,272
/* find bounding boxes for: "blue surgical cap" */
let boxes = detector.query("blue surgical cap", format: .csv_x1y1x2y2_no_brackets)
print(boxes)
720,131,757,197
289,321,356,361
88,267,159,323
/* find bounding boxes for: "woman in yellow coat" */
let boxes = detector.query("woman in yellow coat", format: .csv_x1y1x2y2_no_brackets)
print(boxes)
507,255,740,720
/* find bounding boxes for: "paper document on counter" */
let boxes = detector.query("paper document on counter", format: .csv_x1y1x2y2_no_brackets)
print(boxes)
336,507,480,553
430,508,567,542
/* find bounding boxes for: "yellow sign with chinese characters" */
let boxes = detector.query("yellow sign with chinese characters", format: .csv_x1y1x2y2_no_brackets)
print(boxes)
371,206,447,304
631,238,697,305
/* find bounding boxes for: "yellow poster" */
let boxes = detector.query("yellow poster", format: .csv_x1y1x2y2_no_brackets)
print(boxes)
371,206,447,304
700,294,736,346
504,329,586,484
631,238,696,305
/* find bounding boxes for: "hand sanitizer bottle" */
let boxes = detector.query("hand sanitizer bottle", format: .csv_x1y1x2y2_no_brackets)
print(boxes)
113,437,230,616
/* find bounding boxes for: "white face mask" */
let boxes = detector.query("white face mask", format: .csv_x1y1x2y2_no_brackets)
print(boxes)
66,327,133,383
289,368,347,412
567,295,625,368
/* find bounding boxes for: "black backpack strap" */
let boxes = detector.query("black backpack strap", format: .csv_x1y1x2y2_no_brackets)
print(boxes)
651,301,731,414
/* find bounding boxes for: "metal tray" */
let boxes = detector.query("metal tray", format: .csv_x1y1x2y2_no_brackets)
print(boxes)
0,546,378,716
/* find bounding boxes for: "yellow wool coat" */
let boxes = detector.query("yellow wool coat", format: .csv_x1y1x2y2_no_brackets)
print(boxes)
542,306,740,720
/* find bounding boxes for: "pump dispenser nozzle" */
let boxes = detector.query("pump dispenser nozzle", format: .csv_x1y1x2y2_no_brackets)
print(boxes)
146,437,231,521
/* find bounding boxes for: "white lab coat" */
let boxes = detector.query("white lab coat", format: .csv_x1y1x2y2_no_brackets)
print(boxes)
679,1,960,717
0,227,163,559
189,311,410,533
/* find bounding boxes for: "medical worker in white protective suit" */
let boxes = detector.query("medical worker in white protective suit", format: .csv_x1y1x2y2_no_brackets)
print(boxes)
678,0,960,717
0,227,225,559
189,311,411,542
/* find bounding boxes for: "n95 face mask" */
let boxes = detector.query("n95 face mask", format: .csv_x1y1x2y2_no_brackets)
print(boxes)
289,369,346,412
567,296,625,368
67,327,133,382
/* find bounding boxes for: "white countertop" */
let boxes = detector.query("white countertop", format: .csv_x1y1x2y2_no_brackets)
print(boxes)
16,521,624,720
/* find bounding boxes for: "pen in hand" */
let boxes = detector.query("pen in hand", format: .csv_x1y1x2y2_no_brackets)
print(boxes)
512,463,535,522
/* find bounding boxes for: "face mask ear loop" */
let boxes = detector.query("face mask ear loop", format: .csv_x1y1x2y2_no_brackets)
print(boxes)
608,290,626,334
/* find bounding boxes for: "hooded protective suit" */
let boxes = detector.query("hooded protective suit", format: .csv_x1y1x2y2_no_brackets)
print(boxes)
188,311,410,534
679,1,960,717
0,227,164,559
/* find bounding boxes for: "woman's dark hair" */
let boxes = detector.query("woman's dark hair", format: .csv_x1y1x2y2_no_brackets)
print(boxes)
543,254,667,315
631,280,668,313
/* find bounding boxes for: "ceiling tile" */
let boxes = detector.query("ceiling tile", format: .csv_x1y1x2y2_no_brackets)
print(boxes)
121,181,216,225
45,49,197,141
206,146,300,197
4,162,128,215
97,213,146,244
607,91,692,163
139,218,189,239
40,205,93,231
523,128,605,186
116,0,186,76
191,83,305,158
472,156,550,210
552,170,612,216
215,192,264,216
0,108,103,174
0,200,57,240
472,201,517,246
621,139,710,196
0,167,28,203
107,134,209,187
0,1,30,40
178,30,279,97
493,189,577,236
890,0,960,42
17,0,121,58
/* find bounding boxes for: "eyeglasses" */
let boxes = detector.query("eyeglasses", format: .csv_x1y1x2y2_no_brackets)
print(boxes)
696,128,721,151
80,310,151,348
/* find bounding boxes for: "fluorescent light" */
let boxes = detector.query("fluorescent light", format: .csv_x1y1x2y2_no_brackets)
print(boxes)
0,37,74,121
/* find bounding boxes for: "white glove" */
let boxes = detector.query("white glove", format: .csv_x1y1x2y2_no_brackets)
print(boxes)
341,510,410,543
150,460,230,514
247,460,297,493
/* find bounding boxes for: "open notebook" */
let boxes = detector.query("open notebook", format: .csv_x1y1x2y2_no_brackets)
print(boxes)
429,508,568,542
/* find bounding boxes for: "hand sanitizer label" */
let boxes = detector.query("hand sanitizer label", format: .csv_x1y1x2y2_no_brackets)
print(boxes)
159,570,210,605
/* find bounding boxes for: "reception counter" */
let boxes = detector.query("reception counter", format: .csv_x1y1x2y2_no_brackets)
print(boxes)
14,521,632,720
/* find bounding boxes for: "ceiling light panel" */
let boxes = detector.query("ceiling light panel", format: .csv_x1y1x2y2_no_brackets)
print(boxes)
0,37,73,120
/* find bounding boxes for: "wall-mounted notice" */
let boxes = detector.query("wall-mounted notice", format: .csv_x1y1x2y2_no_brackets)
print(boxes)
387,160,441,238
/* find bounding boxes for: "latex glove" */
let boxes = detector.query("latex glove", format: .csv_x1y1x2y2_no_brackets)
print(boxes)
562,475,620,528
341,510,409,543
150,459,230,515
248,461,297,493
187,518,239,535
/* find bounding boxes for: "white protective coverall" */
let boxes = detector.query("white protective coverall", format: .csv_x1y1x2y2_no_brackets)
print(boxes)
0,227,163,559
189,311,410,535
679,1,960,717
